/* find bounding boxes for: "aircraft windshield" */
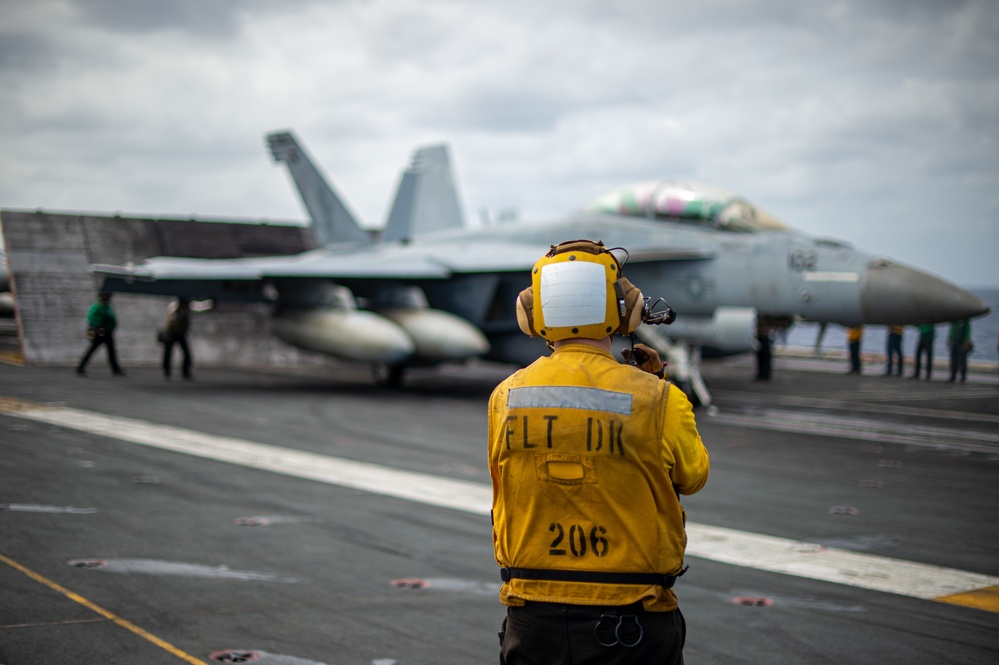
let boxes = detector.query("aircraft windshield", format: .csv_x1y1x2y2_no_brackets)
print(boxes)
585,181,791,233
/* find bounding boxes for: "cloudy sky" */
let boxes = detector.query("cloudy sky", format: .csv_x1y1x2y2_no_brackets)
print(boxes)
2,0,997,286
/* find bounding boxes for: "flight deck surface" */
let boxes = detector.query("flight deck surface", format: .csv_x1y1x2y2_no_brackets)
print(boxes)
1,354,997,664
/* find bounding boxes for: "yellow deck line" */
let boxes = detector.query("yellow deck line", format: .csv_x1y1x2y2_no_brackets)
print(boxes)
935,585,999,612
0,350,26,366
0,553,207,664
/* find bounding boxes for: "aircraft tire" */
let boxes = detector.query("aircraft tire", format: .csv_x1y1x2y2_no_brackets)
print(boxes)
372,363,406,388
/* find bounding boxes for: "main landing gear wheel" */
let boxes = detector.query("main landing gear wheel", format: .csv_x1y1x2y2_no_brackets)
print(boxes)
372,363,406,388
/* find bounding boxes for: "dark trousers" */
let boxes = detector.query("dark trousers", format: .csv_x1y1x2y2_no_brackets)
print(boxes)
949,345,968,382
162,335,192,378
755,335,772,380
885,334,902,375
500,602,685,665
848,341,862,373
913,336,933,378
77,332,122,374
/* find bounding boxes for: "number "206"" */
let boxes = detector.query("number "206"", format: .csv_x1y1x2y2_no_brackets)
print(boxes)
549,522,609,557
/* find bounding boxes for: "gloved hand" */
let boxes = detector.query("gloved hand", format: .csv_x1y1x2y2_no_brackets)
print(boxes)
621,343,665,378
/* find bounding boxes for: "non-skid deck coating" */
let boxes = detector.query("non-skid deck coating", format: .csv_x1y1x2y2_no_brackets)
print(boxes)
2,356,998,664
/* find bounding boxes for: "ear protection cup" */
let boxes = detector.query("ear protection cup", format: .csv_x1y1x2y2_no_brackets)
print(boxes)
613,278,644,335
516,287,537,337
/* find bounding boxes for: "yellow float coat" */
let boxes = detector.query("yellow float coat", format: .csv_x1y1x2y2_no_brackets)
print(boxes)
488,343,709,611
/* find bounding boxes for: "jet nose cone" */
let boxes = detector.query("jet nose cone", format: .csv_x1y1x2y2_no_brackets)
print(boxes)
861,260,990,324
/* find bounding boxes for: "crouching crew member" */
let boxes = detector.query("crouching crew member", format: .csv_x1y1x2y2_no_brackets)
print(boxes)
488,240,710,665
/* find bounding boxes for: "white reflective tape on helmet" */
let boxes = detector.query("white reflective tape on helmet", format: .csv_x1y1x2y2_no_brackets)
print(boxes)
539,261,607,327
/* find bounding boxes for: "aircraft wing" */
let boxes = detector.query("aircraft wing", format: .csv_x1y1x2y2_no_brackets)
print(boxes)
91,234,571,289
93,258,266,282
93,246,454,284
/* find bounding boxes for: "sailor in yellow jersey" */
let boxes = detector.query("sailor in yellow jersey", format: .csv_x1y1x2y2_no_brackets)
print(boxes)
489,239,709,664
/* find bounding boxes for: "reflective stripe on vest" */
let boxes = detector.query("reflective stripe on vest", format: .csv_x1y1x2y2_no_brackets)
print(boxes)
507,386,633,415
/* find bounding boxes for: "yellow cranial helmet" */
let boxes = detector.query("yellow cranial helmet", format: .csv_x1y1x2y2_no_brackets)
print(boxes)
516,239,644,342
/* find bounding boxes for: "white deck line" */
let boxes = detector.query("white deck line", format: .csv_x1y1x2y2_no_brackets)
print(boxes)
7,401,998,602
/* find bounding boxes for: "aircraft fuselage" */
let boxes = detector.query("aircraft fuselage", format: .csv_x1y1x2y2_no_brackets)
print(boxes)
388,211,984,368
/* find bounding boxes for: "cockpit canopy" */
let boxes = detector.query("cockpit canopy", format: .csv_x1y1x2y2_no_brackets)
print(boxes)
586,180,791,233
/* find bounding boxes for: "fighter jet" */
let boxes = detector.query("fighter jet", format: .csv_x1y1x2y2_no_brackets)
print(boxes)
92,131,990,404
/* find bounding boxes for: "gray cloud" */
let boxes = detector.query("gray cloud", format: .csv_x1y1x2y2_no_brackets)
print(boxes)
0,0,996,285
67,0,321,38
74,0,244,36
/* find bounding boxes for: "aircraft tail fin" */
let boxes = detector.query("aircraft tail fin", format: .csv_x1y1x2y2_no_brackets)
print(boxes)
382,144,465,243
266,131,372,247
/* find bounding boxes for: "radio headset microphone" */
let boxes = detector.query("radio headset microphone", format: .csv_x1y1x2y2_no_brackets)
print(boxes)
608,246,676,326
642,297,676,326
